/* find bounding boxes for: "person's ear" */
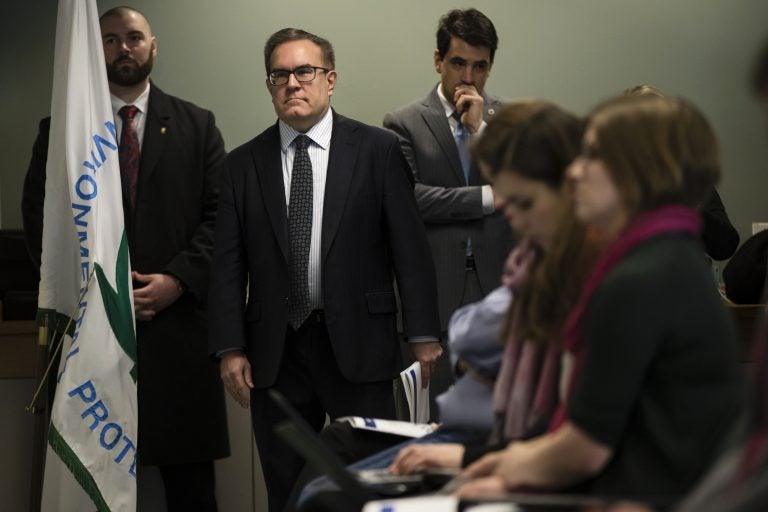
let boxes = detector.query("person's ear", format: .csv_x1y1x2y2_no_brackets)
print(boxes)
326,70,337,95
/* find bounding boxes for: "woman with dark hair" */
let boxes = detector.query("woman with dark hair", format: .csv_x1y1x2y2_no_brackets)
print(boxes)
456,94,745,504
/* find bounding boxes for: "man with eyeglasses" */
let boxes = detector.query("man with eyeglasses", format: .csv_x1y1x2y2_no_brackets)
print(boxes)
383,9,514,417
208,28,441,512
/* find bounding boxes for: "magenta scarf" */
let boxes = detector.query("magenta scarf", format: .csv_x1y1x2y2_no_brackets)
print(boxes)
492,335,561,443
548,205,701,431
491,244,562,443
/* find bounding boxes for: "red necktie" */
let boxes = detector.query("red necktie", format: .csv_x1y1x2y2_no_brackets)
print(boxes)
118,105,140,209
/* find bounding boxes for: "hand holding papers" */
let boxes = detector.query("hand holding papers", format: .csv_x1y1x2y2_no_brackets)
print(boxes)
400,361,430,423
334,361,433,437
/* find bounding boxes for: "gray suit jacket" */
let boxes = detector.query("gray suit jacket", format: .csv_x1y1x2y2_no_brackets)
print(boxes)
384,87,514,329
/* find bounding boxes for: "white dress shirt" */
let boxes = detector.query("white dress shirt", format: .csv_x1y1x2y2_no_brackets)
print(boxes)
111,82,151,148
278,107,333,311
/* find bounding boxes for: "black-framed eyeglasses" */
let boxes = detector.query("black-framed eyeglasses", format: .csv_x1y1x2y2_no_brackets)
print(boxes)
268,66,330,86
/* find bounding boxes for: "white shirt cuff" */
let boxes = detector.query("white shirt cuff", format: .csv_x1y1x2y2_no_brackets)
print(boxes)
481,185,494,215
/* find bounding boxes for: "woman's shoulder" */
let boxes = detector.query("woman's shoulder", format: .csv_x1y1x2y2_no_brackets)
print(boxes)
595,234,714,309
611,234,707,282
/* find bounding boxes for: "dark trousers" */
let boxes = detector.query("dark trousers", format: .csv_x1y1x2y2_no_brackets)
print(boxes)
250,315,396,512
157,461,217,512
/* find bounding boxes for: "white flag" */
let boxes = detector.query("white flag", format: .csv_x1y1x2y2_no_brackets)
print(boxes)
39,1,137,511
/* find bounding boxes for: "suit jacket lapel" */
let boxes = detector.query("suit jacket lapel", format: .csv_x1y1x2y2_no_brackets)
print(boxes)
252,124,289,261
421,89,465,185
140,84,170,189
322,112,357,261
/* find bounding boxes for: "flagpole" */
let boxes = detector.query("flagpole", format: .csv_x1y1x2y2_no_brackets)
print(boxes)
26,276,91,413
27,275,92,512
28,313,51,512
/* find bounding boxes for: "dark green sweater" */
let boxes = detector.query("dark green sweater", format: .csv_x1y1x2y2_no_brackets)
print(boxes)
569,233,746,502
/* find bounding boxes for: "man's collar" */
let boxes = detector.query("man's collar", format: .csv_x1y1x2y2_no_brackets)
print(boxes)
111,82,151,114
279,107,333,152
436,83,454,119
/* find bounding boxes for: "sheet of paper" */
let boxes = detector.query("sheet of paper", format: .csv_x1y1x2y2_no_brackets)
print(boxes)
335,416,434,438
362,495,457,512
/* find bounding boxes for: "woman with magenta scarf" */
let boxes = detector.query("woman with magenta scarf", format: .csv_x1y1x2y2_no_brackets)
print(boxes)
456,94,746,504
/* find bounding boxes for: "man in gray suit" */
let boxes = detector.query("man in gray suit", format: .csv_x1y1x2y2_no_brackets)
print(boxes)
384,8,513,414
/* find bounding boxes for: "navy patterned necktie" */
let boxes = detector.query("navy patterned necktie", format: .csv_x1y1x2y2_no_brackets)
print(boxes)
118,105,141,209
451,111,471,184
287,135,313,330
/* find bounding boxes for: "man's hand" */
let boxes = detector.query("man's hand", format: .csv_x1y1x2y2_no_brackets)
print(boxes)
410,341,443,388
388,443,464,475
453,85,484,134
220,352,253,408
132,271,182,321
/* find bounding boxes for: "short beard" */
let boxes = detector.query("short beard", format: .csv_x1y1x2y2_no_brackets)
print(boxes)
106,52,154,87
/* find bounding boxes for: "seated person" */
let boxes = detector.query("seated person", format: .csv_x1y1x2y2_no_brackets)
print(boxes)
455,94,746,504
607,37,768,512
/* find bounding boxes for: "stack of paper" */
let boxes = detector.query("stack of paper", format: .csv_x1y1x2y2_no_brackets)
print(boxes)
400,361,430,423
335,417,435,438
